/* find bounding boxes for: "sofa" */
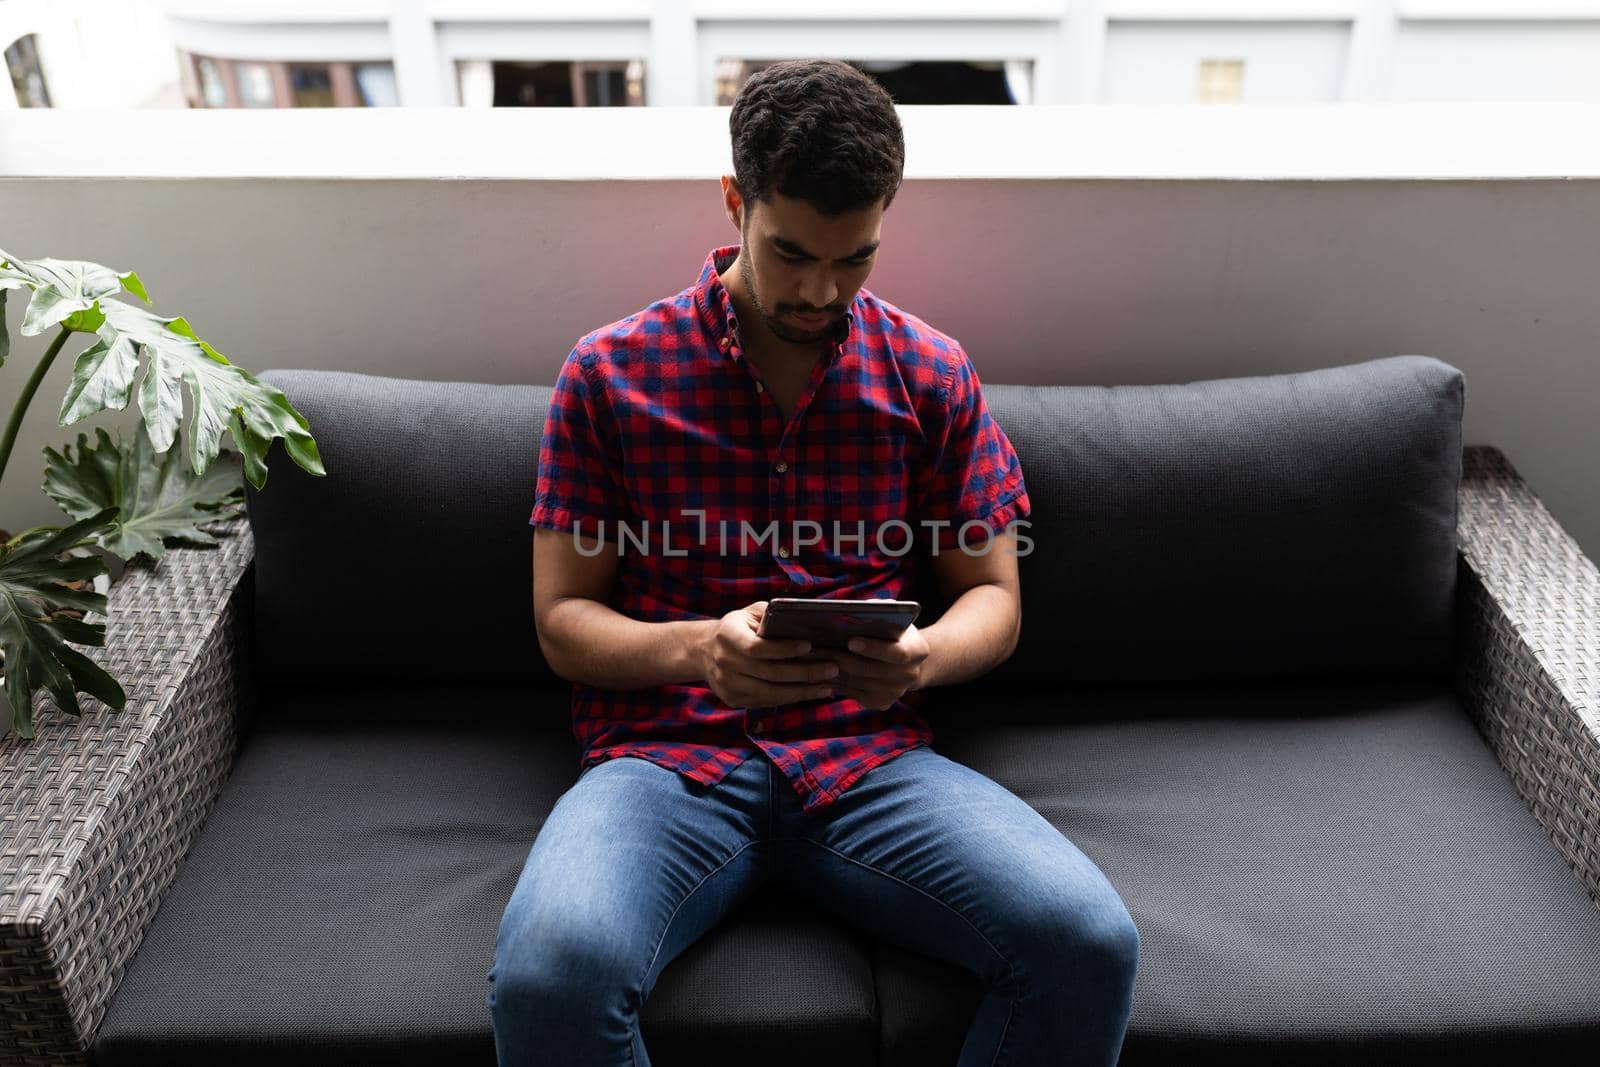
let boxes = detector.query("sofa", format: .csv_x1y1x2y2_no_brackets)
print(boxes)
2,352,1598,1065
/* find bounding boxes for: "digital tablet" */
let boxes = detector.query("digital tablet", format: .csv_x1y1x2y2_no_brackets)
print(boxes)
756,597,921,650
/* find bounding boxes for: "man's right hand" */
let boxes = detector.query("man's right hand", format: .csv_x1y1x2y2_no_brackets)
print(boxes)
696,600,840,709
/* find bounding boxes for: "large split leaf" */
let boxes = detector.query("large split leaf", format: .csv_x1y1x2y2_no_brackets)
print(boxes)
61,299,324,490
43,422,245,563
0,244,146,338
0,509,125,739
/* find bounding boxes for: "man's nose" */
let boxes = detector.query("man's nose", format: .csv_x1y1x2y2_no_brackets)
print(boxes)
799,272,838,312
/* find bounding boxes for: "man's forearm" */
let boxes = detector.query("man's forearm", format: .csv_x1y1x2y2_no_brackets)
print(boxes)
915,583,1021,690
540,596,716,689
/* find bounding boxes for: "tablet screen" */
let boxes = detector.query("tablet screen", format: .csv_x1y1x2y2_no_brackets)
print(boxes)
758,599,920,649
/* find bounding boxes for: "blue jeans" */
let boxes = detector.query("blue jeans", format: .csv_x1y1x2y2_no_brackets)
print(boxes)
486,744,1140,1066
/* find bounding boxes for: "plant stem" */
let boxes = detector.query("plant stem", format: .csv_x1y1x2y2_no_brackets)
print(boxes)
0,325,72,491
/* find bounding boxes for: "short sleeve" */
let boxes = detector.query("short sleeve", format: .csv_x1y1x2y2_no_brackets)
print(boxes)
914,345,1031,551
529,346,625,540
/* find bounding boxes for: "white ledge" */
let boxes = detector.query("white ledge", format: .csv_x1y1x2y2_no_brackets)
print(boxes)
3,103,1600,180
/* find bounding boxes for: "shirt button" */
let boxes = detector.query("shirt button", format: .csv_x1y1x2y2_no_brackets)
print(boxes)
719,337,731,350
755,380,765,393
777,546,790,559
775,459,788,473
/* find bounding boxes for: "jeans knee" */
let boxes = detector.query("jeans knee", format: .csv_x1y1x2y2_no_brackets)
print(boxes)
489,920,641,1028
1086,902,1140,986
1021,890,1140,995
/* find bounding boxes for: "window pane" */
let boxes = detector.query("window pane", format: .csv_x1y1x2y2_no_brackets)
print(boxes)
855,60,1017,104
235,62,275,108
4,34,52,108
582,67,629,107
717,59,1020,106
195,55,227,107
1197,58,1246,104
490,61,573,107
289,64,335,107
354,63,398,107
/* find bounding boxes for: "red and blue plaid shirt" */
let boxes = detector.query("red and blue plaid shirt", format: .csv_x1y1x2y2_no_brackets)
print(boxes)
530,244,1030,812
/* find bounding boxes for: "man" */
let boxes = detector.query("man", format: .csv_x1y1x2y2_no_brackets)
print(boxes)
488,58,1139,1066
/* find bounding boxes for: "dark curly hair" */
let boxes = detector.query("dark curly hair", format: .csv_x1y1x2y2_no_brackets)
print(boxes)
729,59,906,217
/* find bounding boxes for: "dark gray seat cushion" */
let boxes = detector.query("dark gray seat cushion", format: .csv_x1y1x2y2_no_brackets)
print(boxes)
93,681,1600,1066
89,685,880,1067
878,681,1600,1065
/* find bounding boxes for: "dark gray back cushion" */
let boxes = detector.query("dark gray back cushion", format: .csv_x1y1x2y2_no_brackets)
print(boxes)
975,354,1464,687
245,372,561,690
245,354,1462,692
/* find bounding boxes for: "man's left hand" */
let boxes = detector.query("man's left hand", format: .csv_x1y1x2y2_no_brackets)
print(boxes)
816,624,930,709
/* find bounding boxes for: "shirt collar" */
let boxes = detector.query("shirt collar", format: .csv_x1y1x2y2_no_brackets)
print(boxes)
693,243,856,364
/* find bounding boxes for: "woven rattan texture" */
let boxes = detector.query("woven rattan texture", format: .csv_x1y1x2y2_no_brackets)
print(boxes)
1456,446,1600,912
0,516,255,1066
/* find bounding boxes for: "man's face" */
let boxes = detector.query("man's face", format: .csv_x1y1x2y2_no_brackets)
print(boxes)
724,180,884,345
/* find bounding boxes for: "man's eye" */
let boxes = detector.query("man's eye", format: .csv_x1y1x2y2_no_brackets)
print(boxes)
777,252,871,266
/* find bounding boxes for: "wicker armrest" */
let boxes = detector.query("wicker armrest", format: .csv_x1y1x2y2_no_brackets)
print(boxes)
0,516,256,1066
1455,445,1600,911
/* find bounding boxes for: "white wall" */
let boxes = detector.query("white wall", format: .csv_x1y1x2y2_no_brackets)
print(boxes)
1390,21,1600,100
1102,20,1352,102
2,104,1599,567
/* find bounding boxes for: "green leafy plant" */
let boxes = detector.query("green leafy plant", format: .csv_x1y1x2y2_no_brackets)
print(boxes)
0,244,324,739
